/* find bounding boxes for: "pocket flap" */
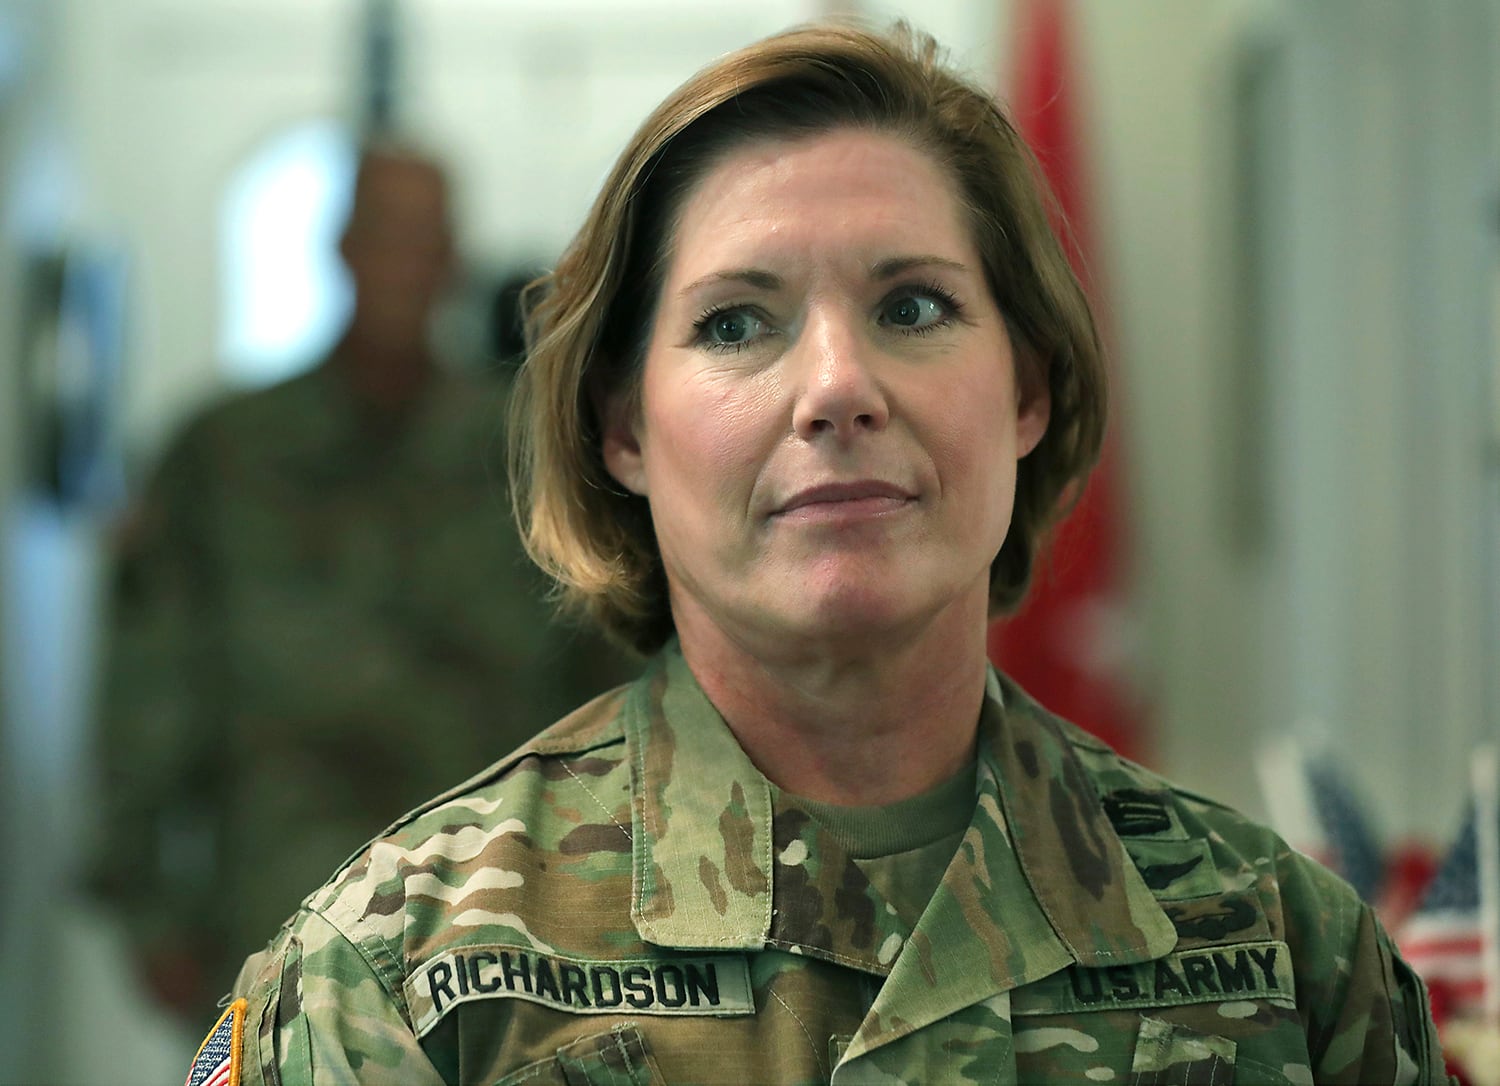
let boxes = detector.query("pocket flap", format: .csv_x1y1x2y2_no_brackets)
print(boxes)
1131,1016,1236,1085
556,1024,663,1086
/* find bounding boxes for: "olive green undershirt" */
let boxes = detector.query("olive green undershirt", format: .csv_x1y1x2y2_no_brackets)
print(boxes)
782,760,978,929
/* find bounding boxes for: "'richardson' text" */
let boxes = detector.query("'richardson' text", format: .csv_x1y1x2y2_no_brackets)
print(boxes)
427,952,725,1014
406,948,757,1031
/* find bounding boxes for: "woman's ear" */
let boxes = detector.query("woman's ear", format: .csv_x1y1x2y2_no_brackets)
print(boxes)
599,385,649,496
1014,349,1052,459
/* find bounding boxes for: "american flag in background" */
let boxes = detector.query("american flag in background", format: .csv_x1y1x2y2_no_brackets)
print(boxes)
1400,808,1489,1015
1254,734,1399,908
1398,746,1500,1030
1304,758,1386,904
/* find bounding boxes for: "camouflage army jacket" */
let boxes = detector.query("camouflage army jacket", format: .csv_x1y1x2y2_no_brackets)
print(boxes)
96,361,631,991
226,646,1447,1084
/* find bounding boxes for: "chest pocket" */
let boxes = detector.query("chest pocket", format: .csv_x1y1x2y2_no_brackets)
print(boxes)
1130,1017,1235,1084
495,1024,665,1086
1129,1018,1306,1086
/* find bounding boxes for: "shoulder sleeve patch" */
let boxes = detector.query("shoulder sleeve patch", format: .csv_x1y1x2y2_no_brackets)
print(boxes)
185,997,246,1086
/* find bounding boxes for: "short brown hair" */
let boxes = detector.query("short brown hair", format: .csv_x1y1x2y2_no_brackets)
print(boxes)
509,21,1106,655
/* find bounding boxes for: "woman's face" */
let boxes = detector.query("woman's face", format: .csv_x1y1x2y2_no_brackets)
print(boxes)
603,128,1050,656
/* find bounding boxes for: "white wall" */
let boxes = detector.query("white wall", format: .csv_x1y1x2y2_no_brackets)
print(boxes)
1076,0,1498,840
872,0,1498,840
858,0,1004,88
1068,0,1283,821
1263,0,1497,840
59,0,363,463
407,0,821,265
60,0,820,468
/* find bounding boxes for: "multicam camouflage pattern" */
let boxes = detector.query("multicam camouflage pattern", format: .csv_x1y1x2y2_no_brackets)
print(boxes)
227,645,1449,1083
94,361,633,994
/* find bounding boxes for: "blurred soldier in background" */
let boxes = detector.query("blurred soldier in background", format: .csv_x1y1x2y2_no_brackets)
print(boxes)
89,143,632,1018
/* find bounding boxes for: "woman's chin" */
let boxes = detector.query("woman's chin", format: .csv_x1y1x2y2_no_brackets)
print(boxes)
760,582,932,647
670,559,986,657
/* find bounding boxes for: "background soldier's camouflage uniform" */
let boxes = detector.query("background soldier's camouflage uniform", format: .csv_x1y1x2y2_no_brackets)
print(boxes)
93,360,632,999
228,644,1449,1084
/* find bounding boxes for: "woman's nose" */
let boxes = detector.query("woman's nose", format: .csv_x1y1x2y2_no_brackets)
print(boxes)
790,315,891,441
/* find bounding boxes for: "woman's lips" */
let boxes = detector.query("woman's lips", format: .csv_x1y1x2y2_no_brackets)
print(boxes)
772,481,916,521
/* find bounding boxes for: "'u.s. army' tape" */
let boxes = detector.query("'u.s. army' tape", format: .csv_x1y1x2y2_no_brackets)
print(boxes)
1012,940,1296,1016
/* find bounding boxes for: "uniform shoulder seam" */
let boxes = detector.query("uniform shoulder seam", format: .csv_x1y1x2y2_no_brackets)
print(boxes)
302,903,417,1028
305,684,633,900
1025,688,1252,817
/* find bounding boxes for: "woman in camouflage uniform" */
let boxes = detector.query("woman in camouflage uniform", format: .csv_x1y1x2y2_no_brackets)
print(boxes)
195,22,1448,1086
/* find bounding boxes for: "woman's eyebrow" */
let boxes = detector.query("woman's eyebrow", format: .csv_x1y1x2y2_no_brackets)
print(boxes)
871,255,969,279
677,257,967,301
678,268,783,299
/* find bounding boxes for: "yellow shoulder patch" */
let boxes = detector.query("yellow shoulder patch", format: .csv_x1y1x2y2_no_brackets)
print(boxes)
185,997,246,1086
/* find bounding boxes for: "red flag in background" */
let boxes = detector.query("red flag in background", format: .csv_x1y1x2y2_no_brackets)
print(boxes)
987,0,1147,761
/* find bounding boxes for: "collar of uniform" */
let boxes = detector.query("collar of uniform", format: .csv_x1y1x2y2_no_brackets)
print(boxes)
622,647,1174,965
625,644,774,949
623,642,959,964
841,669,1178,1066
987,670,1177,966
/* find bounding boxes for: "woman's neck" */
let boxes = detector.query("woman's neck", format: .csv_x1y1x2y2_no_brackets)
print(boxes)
675,596,991,807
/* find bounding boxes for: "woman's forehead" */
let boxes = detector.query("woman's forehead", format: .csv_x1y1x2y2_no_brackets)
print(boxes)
660,128,978,288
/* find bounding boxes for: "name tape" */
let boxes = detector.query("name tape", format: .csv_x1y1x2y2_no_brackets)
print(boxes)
1012,940,1297,1016
406,947,756,1035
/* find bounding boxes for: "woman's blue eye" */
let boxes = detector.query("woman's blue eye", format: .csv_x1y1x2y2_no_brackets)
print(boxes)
711,312,754,342
883,294,946,329
699,308,765,349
